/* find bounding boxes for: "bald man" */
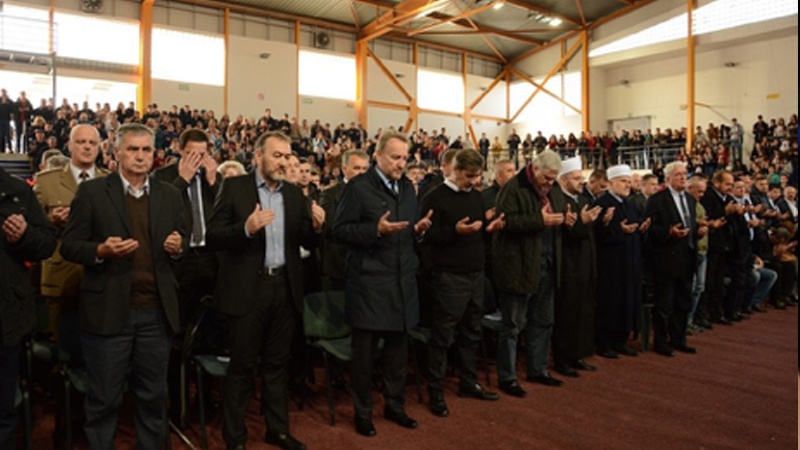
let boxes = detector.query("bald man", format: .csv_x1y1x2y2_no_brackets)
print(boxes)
34,124,111,353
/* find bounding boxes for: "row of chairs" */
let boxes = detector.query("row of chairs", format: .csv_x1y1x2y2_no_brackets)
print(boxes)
19,289,646,449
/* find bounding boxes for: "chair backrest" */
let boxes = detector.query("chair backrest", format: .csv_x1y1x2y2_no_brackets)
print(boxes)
304,291,350,340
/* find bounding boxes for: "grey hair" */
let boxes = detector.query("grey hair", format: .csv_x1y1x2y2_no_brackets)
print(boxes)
664,160,687,179
532,149,562,172
115,123,154,150
342,149,369,166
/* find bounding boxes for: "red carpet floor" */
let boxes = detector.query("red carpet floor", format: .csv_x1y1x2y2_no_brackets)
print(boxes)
29,305,798,449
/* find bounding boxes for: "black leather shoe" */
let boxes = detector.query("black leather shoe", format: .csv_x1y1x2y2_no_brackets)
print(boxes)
572,359,597,371
428,396,449,417
654,345,675,357
458,383,500,400
526,372,564,387
715,316,733,326
726,313,742,322
772,300,787,310
751,304,768,313
554,362,579,378
596,347,619,359
265,432,306,450
672,344,697,354
227,445,246,450
740,307,754,315
354,416,376,437
611,344,638,357
697,317,714,330
384,410,418,429
498,380,527,397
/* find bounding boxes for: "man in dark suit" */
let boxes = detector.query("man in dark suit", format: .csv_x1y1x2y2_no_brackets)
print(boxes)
0,167,57,449
581,168,608,205
319,149,369,290
700,170,738,325
644,161,706,356
206,131,323,450
332,131,432,437
153,128,221,425
61,123,187,450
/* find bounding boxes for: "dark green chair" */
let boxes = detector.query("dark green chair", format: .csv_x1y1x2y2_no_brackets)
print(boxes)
303,291,351,426
185,296,228,450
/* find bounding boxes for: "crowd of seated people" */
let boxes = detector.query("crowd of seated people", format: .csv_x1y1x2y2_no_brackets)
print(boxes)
0,87,797,448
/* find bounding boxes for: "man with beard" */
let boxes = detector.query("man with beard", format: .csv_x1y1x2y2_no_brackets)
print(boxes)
552,157,602,376
207,131,323,450
594,164,651,358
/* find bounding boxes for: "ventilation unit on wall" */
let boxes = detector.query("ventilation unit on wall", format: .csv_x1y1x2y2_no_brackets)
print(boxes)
314,32,331,49
81,0,103,14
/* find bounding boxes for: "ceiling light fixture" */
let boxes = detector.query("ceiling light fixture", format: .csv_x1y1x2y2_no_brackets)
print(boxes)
492,2,504,10
549,18,562,27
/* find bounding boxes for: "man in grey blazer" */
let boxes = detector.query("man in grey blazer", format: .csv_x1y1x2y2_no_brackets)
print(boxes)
62,123,187,450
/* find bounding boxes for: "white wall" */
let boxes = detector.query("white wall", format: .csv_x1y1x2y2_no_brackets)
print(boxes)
299,96,356,128
227,35,297,120
151,80,223,115
602,33,798,140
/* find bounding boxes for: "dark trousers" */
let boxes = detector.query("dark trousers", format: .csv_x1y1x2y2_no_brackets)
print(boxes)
427,272,484,396
81,308,171,450
0,121,11,153
725,258,748,314
223,273,294,447
351,328,407,419
652,274,693,349
0,341,20,450
704,251,727,320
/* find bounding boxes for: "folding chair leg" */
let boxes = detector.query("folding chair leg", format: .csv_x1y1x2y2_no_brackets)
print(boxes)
196,365,208,450
322,353,336,426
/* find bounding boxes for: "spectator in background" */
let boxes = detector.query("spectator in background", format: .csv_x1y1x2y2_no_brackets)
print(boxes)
218,160,247,179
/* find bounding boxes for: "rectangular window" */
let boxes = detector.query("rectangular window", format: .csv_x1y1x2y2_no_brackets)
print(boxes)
417,68,463,114
0,4,49,54
298,50,355,101
54,12,139,65
152,28,225,86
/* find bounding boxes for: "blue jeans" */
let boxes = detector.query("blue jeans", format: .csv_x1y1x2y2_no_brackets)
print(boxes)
81,308,171,450
496,268,555,382
749,267,778,307
690,253,707,323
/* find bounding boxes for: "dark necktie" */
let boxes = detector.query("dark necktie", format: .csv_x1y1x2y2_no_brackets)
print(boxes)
679,193,691,228
189,175,204,246
679,192,696,249
79,171,89,183
390,180,398,195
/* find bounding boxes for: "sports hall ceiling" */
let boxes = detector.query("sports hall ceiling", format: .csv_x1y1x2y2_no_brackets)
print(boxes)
175,0,654,61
